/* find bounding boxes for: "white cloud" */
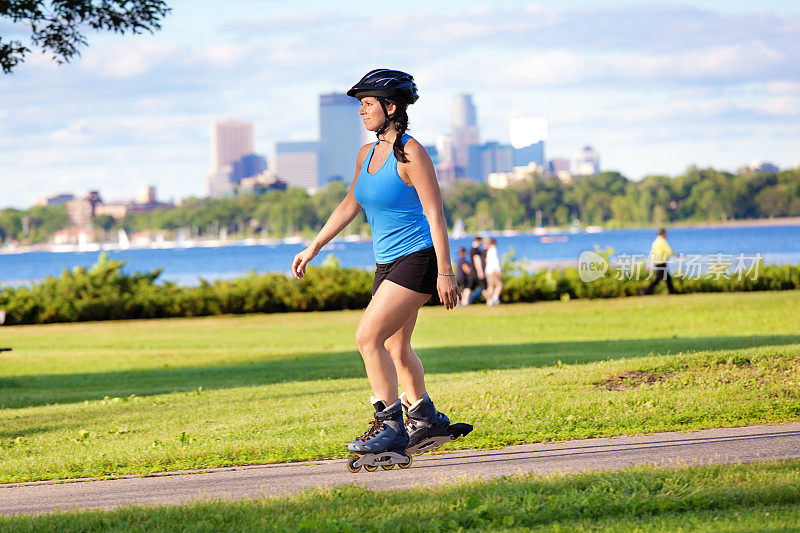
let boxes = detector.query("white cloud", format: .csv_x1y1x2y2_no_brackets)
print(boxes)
501,51,591,87
79,42,185,79
755,96,800,116
499,42,792,89
765,81,800,94
201,43,255,68
48,122,92,146
220,12,360,35
3,2,800,208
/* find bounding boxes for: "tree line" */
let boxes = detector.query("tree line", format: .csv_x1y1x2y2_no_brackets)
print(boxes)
1,166,798,245
2,252,798,325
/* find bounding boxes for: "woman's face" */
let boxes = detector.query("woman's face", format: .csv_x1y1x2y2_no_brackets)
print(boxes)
359,96,395,132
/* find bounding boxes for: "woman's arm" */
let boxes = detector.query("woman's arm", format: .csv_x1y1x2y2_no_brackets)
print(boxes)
309,146,369,254
292,144,370,278
473,253,485,278
400,139,460,310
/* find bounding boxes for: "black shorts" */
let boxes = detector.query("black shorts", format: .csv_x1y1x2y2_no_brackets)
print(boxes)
372,246,438,296
468,275,487,291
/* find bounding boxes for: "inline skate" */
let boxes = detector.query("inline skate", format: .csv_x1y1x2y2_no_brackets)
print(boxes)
346,397,413,473
401,392,473,455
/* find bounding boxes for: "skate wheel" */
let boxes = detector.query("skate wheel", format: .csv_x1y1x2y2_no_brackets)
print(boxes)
347,456,361,473
381,464,394,470
364,464,378,472
398,455,413,469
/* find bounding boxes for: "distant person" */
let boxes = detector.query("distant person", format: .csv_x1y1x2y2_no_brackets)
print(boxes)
461,236,486,306
455,247,470,292
640,228,676,295
291,69,459,470
484,237,503,306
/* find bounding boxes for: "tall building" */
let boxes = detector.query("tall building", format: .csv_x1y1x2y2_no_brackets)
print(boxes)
274,142,320,191
435,134,455,166
207,120,254,197
36,193,74,207
452,94,477,130
231,154,268,184
209,120,253,174
66,191,102,228
434,133,459,183
467,142,514,182
548,158,573,183
450,94,480,176
319,93,364,185
574,146,600,177
513,142,545,167
423,145,440,168
206,119,271,197
136,185,156,205
510,117,548,167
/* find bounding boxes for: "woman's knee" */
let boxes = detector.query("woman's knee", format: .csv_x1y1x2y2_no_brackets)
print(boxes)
385,340,407,363
355,325,382,355
388,343,421,371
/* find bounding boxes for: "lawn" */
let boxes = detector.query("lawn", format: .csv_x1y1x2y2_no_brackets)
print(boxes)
2,459,800,531
0,290,798,483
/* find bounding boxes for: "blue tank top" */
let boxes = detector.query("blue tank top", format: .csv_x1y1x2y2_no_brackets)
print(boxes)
353,134,434,264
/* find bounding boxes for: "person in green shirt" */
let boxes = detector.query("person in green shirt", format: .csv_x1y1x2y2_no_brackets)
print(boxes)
640,228,676,295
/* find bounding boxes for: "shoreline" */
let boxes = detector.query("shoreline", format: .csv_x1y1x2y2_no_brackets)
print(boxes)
1,217,800,258
675,216,800,230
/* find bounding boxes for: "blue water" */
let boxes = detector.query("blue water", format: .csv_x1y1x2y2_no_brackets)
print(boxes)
2,225,799,286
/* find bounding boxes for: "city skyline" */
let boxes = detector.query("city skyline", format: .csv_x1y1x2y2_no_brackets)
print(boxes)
1,1,799,208
203,90,552,197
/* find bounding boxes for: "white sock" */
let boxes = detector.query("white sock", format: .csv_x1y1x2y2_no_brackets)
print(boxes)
371,396,400,411
408,392,430,411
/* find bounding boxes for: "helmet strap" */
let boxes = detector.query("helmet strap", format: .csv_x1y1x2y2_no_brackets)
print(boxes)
376,98,393,138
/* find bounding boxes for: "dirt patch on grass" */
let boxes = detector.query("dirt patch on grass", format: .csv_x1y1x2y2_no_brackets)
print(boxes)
598,371,672,391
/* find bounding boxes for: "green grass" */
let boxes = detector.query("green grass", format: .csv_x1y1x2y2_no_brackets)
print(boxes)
3,459,800,531
0,291,798,483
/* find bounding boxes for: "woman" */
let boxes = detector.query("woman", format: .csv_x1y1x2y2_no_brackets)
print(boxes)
484,237,503,306
455,247,470,293
291,69,460,468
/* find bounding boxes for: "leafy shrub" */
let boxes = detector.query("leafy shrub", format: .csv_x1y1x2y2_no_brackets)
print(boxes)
0,254,798,325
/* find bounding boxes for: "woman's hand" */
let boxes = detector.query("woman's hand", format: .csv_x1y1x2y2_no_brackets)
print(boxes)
437,275,461,310
292,246,318,279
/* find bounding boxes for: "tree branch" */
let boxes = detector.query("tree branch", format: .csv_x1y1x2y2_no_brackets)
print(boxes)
1,0,171,73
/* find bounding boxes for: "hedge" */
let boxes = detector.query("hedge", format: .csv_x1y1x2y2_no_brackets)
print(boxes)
0,253,798,325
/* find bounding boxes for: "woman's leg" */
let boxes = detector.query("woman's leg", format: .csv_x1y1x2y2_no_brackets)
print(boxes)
490,272,503,302
384,311,426,404
460,286,471,306
495,272,504,301
354,280,431,404
485,274,496,304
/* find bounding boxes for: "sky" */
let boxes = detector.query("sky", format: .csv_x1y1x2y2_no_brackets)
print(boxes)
1,0,799,208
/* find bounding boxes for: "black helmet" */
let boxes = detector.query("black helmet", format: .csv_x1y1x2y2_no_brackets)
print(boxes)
347,69,419,105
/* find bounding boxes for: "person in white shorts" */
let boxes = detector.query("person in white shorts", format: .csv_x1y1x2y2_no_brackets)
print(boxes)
484,237,503,306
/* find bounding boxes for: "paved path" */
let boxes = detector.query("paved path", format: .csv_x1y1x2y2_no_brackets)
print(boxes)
2,422,799,516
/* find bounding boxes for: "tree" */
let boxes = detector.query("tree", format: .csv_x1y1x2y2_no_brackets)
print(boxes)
1,0,171,74
93,213,115,232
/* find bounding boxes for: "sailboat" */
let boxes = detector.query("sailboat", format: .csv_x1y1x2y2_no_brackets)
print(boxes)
117,229,130,250
452,218,466,239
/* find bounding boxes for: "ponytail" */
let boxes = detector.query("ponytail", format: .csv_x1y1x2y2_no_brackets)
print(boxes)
376,99,410,163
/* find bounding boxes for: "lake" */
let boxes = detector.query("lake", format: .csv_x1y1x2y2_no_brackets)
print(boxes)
2,224,799,286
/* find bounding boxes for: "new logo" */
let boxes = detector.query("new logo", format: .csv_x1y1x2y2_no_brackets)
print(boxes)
578,251,608,282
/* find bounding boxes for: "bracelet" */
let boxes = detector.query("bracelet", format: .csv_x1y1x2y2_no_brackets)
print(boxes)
438,273,455,276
